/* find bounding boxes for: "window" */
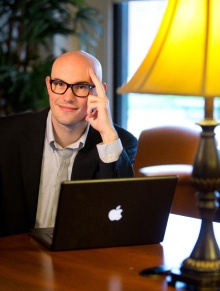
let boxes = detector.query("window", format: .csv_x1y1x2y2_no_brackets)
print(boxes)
114,0,220,144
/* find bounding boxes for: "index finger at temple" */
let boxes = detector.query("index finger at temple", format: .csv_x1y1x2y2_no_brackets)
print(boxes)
89,68,105,97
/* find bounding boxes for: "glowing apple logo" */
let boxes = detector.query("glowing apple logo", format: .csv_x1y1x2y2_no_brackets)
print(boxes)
108,205,123,221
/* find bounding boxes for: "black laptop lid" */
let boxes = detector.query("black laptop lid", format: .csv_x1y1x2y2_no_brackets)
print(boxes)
47,176,177,251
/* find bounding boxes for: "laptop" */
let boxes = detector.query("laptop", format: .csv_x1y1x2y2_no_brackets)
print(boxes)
32,176,177,251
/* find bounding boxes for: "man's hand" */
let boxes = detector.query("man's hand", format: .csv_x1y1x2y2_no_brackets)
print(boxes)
85,68,118,144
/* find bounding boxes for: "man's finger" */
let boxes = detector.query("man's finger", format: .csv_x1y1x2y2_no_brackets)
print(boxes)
88,68,105,97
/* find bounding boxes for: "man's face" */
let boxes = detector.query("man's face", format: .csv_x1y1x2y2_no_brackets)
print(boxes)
46,57,94,129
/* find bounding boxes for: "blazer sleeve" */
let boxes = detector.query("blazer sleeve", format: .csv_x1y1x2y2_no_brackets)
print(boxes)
71,124,138,180
95,125,138,179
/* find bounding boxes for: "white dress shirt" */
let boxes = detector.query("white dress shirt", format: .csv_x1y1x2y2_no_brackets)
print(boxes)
35,110,123,227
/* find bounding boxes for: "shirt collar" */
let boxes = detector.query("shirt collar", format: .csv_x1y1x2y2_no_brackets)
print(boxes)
46,110,89,150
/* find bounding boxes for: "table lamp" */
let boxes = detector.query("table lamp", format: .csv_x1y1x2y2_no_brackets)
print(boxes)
117,0,220,289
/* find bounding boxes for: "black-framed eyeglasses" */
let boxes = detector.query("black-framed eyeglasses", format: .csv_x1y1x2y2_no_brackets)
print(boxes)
49,79,95,98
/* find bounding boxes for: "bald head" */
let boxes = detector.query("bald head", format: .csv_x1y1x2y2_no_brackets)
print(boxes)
51,50,102,83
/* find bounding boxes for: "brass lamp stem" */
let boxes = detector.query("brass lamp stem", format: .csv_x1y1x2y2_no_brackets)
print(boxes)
205,97,214,120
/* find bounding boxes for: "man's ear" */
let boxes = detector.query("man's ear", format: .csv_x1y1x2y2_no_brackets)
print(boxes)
45,76,51,92
102,82,107,92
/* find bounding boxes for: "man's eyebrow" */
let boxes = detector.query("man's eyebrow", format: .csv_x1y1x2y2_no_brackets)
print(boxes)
51,78,90,84
74,81,91,84
51,78,64,81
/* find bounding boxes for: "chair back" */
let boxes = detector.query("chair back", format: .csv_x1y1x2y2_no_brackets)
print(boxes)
134,125,200,176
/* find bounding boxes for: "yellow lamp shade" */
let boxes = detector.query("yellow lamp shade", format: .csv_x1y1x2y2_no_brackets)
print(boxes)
117,0,220,98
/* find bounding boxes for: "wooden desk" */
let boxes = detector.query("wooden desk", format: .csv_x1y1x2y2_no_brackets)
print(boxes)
0,215,219,291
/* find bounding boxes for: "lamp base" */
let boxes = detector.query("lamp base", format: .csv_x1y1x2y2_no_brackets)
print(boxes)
167,117,220,291
167,268,220,291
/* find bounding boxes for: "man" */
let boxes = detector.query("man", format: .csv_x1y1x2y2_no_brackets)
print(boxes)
0,50,137,237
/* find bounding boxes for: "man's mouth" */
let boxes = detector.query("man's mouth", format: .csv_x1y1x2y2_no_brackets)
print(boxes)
58,105,78,112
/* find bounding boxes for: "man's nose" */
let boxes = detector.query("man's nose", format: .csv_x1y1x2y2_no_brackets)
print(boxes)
63,87,76,101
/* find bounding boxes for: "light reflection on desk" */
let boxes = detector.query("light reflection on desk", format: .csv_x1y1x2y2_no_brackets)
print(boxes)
108,275,122,291
162,214,220,269
38,251,55,289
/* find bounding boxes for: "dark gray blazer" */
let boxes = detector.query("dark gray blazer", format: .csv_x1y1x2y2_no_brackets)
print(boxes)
0,108,137,237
